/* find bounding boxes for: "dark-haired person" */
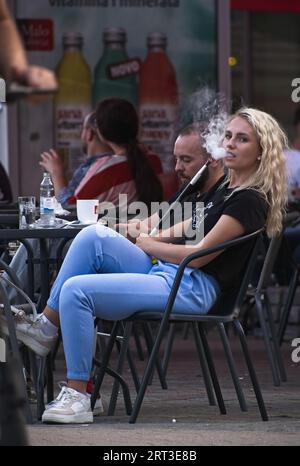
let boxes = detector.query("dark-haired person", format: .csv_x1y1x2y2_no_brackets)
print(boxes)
39,112,112,206
72,99,163,207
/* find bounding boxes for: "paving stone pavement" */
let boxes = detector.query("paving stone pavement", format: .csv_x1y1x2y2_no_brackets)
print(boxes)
26,328,300,446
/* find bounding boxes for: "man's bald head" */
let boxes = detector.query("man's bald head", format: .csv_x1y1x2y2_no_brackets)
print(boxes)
174,125,209,186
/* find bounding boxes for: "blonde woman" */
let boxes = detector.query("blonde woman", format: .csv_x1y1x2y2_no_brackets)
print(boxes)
2,108,287,424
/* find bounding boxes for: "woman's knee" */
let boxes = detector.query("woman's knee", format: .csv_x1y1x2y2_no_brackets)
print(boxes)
76,224,100,243
74,224,118,249
59,276,89,314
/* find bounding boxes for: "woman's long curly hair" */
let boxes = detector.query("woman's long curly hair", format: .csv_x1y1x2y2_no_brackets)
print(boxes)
226,108,288,237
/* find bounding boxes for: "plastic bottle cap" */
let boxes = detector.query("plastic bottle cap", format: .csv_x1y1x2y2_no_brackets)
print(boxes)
63,32,83,48
147,32,167,49
103,27,127,44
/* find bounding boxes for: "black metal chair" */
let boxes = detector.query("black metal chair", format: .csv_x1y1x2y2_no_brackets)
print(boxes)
277,216,300,345
91,229,268,422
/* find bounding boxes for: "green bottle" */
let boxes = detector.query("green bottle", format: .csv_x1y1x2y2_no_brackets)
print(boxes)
93,27,138,107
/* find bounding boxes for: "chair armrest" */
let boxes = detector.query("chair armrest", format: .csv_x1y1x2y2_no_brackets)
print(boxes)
162,228,264,320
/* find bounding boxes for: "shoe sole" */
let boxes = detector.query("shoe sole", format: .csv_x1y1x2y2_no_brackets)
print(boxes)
42,411,93,424
45,400,104,416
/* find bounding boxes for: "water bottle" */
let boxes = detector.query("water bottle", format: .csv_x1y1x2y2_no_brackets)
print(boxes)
40,172,55,226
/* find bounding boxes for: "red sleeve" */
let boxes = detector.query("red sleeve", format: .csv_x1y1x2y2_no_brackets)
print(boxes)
75,161,133,200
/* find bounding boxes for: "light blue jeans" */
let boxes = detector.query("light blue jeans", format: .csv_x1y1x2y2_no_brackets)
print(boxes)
47,225,220,381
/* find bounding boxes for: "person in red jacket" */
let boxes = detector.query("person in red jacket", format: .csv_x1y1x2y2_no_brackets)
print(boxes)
73,98,163,208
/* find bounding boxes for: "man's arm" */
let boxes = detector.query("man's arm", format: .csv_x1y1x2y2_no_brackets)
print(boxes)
0,0,28,81
39,150,68,198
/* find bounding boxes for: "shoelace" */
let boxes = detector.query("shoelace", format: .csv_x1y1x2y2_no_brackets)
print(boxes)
48,386,87,409
58,389,86,408
46,383,68,408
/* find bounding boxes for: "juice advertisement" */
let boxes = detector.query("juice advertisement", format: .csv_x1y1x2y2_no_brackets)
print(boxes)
55,33,92,174
15,0,216,198
139,32,179,198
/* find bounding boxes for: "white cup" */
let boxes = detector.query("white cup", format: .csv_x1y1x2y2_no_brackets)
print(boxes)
76,199,99,224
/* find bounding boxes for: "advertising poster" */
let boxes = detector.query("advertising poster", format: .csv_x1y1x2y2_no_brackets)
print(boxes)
16,0,216,198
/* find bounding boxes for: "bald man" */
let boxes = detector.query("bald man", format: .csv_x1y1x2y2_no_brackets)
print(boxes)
39,112,112,205
119,123,225,240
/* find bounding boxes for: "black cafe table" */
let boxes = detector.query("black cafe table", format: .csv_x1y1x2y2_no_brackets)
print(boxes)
0,226,82,309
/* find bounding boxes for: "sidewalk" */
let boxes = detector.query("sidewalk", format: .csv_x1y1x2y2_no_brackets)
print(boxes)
27,329,300,446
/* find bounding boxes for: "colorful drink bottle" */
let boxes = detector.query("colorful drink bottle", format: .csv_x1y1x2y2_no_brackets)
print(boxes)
93,27,138,107
55,33,92,175
139,32,179,199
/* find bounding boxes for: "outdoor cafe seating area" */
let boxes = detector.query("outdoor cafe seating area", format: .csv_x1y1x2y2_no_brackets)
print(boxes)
0,201,299,434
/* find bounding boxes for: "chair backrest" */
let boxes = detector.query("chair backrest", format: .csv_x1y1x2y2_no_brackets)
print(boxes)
256,234,283,292
209,232,263,318
256,212,300,291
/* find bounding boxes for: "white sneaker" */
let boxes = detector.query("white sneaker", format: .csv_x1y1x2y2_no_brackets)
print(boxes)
0,310,57,357
42,386,93,424
46,382,104,416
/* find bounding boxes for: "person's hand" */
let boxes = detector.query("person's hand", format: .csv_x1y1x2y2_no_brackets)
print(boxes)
10,65,57,103
136,233,159,254
39,150,64,178
12,64,57,90
116,220,142,242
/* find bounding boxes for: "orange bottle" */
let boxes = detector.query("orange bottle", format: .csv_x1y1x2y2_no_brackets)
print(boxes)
139,32,179,199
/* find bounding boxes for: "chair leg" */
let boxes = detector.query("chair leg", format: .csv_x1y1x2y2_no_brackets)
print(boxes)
255,294,281,386
125,345,140,393
46,353,54,403
162,322,176,378
91,321,120,411
198,323,226,415
130,318,170,423
34,355,46,421
27,350,43,420
191,322,216,406
217,323,248,412
132,324,145,361
143,322,168,390
264,294,287,382
107,322,133,416
278,268,299,345
233,319,268,421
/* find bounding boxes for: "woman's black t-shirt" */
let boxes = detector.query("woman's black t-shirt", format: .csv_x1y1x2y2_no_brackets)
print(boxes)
189,183,268,291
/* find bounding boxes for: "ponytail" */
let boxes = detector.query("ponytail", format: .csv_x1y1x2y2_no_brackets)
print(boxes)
125,140,163,208
95,98,163,207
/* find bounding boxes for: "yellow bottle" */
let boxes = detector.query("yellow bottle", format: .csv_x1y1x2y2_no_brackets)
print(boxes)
55,33,92,175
